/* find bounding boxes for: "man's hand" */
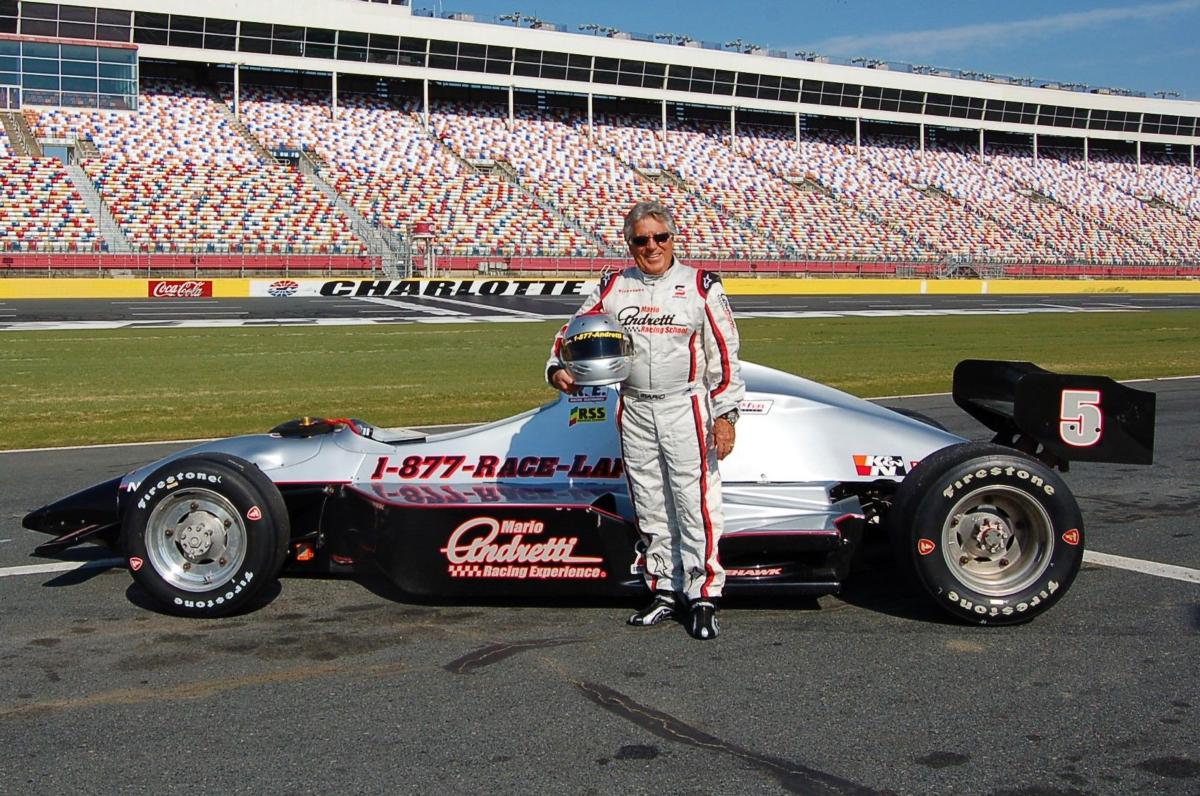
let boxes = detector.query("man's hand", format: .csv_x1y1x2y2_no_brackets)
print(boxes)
551,368,578,394
712,416,735,460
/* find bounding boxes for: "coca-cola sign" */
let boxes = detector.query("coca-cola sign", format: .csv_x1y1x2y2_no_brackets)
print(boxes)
148,280,213,298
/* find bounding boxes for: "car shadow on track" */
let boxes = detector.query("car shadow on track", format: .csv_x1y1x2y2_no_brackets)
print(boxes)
340,553,961,627
831,545,961,625
106,548,956,626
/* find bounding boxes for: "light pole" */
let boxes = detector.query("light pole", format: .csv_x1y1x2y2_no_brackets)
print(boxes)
580,23,617,35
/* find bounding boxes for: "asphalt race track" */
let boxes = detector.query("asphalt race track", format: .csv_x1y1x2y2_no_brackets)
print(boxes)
3,291,1200,330
2,373,1197,794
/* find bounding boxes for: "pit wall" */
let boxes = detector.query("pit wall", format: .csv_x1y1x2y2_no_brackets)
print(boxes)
1,277,1199,300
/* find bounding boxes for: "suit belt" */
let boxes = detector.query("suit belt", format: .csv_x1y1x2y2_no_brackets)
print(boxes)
621,384,701,401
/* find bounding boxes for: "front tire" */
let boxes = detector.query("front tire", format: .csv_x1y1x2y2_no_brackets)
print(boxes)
121,454,289,617
888,442,1083,625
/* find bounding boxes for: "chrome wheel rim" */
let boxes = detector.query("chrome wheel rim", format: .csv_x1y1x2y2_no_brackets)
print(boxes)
941,484,1054,596
144,488,247,593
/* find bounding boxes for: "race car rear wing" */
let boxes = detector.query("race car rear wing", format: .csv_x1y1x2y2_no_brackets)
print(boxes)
952,359,1156,468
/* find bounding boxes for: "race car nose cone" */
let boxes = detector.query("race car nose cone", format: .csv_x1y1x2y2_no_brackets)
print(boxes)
22,476,123,534
22,506,49,532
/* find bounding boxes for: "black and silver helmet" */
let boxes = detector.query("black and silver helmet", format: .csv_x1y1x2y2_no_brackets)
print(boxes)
561,312,634,386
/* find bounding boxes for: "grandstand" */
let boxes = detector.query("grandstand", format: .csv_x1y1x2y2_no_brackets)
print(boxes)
0,0,1198,277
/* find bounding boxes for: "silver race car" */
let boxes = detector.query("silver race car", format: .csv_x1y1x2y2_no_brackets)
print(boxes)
24,360,1155,625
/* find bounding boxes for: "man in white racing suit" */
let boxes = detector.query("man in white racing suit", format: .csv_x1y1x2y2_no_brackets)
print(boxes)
547,201,745,640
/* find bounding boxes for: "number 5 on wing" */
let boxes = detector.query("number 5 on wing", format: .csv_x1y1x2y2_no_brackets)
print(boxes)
1059,389,1102,447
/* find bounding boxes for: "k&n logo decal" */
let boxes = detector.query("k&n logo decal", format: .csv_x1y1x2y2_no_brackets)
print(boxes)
853,454,908,477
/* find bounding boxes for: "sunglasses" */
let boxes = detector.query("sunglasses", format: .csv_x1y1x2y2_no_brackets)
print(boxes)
630,232,673,247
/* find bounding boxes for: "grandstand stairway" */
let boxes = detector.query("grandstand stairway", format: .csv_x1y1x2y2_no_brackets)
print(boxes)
414,108,615,255
66,163,133,253
76,137,100,159
1081,207,1172,261
299,159,405,276
489,158,615,254
784,175,835,197
634,166,689,190
1,112,42,157
938,257,1004,279
1008,172,1172,262
299,149,330,175
209,88,275,166
911,183,958,202
614,141,799,257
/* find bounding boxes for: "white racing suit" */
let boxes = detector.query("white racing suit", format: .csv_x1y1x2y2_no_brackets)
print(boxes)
548,259,745,601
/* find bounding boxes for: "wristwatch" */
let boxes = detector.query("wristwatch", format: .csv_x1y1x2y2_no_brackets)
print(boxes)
719,408,740,426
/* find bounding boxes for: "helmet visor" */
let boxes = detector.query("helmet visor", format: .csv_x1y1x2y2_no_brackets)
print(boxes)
562,330,631,363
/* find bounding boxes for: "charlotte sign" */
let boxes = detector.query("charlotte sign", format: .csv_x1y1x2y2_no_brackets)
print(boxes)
250,278,597,298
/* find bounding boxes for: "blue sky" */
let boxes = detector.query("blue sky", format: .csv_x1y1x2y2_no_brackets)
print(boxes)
418,1,1200,100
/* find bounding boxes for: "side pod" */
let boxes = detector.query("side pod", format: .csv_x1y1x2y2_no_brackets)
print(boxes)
952,359,1156,467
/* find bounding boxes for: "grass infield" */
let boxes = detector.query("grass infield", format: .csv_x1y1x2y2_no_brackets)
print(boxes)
3,310,1198,450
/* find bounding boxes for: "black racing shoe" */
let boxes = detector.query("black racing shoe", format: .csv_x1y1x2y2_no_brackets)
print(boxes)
627,593,676,626
687,600,719,640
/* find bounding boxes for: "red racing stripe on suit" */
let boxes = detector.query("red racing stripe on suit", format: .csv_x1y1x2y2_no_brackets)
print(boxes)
704,304,732,400
691,393,719,598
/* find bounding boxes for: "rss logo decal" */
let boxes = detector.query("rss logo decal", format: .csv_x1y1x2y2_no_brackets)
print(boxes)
569,407,607,426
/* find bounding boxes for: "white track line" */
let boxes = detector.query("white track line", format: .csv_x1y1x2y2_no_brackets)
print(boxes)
405,293,548,318
354,296,466,316
1083,551,1200,584
0,558,125,578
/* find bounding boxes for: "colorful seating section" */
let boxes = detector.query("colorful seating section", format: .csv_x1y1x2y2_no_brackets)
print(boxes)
992,148,1200,262
24,80,361,253
81,159,362,253
657,121,920,260
2,77,1198,264
235,89,595,255
34,80,260,163
0,157,100,251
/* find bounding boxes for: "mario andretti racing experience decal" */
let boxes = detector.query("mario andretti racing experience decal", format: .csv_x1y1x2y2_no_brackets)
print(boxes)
440,516,606,581
367,504,639,597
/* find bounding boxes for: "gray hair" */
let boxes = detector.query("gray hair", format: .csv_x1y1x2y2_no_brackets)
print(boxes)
622,200,678,243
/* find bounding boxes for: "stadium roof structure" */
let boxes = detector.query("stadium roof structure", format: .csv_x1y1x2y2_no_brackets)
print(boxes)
5,0,1199,148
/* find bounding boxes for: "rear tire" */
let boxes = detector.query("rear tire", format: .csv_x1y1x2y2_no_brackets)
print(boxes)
887,442,1083,625
121,454,289,617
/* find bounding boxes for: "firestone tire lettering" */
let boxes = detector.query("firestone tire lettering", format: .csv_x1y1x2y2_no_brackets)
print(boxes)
887,442,1084,626
941,465,1055,500
121,454,289,618
136,471,223,510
